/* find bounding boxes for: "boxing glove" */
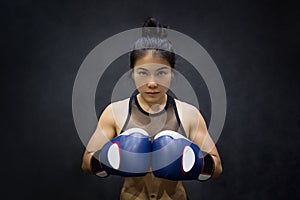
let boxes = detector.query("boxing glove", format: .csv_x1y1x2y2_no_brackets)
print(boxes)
152,130,215,181
93,128,151,177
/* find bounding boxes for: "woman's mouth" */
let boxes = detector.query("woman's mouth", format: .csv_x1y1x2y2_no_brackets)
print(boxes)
146,92,160,97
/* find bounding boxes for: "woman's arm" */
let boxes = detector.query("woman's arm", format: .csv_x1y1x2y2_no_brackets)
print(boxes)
187,106,223,179
81,104,117,174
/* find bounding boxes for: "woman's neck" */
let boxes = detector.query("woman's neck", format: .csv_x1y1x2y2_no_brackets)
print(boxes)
136,93,168,114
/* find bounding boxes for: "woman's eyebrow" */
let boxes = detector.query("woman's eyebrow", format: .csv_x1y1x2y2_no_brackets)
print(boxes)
156,66,169,71
136,67,149,71
136,66,169,71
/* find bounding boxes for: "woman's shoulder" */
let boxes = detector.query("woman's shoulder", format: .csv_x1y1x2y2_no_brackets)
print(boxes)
106,98,131,129
109,98,131,107
172,99,202,138
106,98,131,117
174,98,200,115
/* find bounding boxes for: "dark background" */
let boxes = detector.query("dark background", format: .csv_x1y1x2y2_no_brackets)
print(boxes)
2,0,299,199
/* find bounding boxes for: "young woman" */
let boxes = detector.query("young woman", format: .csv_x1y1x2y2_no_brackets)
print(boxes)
82,17,223,200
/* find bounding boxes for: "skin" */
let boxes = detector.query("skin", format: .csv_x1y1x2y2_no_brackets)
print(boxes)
133,54,172,112
82,50,223,200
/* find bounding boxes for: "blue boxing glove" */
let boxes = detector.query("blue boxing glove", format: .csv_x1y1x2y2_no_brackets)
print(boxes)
93,128,151,177
152,130,215,181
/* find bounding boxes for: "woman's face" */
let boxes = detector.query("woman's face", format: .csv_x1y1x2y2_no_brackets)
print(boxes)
133,52,172,105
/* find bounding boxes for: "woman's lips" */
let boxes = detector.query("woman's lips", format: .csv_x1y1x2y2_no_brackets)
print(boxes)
146,92,160,96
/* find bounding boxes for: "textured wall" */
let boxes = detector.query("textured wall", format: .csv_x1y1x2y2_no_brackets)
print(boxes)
2,0,298,199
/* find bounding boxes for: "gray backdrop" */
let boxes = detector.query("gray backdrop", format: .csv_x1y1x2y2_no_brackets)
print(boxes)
1,0,299,199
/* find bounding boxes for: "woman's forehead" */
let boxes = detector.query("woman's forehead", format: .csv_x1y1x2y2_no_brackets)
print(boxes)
134,52,171,67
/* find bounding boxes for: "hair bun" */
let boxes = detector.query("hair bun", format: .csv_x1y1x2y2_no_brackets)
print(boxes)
142,17,169,38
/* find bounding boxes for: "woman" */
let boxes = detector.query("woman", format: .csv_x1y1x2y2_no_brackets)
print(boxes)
82,17,223,200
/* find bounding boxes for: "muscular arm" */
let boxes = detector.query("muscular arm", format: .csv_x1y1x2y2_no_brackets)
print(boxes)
81,104,117,174
187,106,223,179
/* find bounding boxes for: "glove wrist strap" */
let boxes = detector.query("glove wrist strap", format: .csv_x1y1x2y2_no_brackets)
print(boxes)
91,150,108,177
198,153,215,181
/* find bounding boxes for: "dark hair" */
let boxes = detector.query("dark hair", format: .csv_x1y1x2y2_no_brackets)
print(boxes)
129,17,176,68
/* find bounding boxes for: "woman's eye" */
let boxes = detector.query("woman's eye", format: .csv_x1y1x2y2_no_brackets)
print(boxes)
157,71,167,76
138,71,148,76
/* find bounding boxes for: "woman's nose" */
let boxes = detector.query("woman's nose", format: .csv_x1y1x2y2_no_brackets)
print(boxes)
146,75,158,88
147,80,158,88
